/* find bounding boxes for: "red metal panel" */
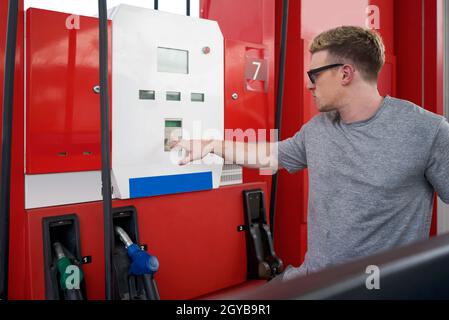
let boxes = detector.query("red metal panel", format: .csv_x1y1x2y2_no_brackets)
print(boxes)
273,0,304,267
299,223,307,264
435,0,445,233
378,54,397,97
436,0,444,117
395,0,423,105
435,1,444,238
424,0,438,115
301,0,369,40
424,0,440,237
370,1,397,97
26,9,112,174
224,40,273,193
201,0,266,44
9,5,27,299
26,182,267,300
224,41,270,131
203,0,276,215
201,1,276,138
1,0,27,299
370,0,395,54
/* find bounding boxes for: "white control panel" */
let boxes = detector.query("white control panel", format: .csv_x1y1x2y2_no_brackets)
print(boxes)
111,5,224,199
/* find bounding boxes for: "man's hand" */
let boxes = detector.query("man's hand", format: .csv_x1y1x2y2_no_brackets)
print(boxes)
169,139,215,165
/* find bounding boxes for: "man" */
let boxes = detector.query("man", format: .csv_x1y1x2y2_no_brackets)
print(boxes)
171,26,449,280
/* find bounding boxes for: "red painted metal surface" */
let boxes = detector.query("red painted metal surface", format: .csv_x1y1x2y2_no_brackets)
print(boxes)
26,9,112,174
424,0,439,237
202,0,276,222
223,40,274,192
26,182,267,300
201,0,270,44
1,0,27,299
274,0,305,266
436,0,444,117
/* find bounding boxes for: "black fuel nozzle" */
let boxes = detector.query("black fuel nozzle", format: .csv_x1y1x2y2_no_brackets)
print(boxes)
114,226,160,300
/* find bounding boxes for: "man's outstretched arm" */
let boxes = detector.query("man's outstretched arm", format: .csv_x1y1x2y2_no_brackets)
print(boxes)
170,139,280,171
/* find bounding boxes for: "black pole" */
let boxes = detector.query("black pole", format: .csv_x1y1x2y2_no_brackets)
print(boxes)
98,0,114,301
154,0,159,10
186,0,190,16
0,0,19,301
269,0,289,236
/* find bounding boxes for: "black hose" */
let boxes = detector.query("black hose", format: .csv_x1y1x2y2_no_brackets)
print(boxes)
154,0,159,10
186,0,190,16
0,0,19,301
98,0,114,301
269,0,289,236
143,274,160,300
65,289,84,300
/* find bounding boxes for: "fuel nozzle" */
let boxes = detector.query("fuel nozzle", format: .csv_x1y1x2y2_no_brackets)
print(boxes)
53,242,66,260
115,226,133,248
53,242,84,300
114,226,159,275
114,226,160,300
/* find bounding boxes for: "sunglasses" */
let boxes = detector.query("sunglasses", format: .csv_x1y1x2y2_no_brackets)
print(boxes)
307,63,344,84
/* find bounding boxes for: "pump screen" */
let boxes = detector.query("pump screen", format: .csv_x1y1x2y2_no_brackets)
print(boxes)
158,47,189,74
164,119,182,151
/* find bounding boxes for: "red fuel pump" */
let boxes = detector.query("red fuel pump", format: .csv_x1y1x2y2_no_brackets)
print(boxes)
0,0,445,300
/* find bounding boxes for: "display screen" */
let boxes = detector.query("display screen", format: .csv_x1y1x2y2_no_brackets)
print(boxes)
164,119,182,152
139,90,155,100
191,93,204,102
158,47,189,74
166,91,181,101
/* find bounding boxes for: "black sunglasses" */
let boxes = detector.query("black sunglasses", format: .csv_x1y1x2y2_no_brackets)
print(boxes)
307,63,344,84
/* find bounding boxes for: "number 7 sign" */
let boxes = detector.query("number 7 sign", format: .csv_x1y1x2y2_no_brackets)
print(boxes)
245,58,268,92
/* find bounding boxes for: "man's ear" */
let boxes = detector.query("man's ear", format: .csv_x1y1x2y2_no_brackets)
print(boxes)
341,64,355,86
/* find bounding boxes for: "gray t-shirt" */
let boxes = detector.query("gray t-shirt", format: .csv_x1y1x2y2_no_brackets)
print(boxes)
277,95,449,280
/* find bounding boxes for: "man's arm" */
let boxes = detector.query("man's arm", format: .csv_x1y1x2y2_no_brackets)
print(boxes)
425,119,449,204
170,140,280,171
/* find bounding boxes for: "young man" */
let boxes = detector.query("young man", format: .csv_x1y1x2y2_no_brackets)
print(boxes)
171,26,449,280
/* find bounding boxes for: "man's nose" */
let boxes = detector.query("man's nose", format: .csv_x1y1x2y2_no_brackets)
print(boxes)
306,80,316,90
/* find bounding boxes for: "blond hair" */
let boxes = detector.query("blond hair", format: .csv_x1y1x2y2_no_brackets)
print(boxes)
310,26,385,82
